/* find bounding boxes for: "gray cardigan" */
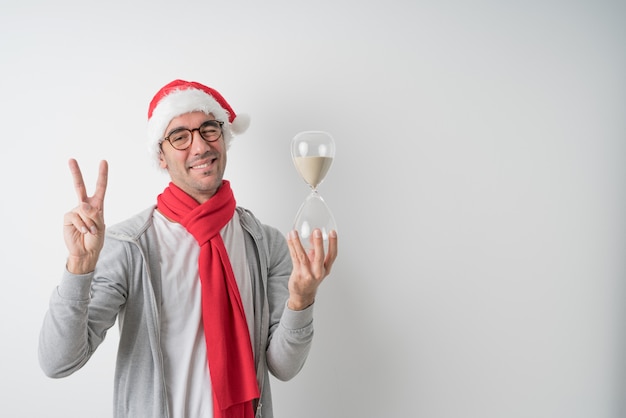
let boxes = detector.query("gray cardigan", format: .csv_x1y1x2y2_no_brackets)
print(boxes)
39,206,314,418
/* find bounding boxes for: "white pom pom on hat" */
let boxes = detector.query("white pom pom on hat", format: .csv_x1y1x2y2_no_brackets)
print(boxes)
147,79,249,166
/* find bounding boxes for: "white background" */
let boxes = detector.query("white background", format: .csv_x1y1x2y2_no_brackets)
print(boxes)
1,0,625,417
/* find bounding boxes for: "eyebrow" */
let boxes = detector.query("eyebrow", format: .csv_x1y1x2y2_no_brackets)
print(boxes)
166,118,217,135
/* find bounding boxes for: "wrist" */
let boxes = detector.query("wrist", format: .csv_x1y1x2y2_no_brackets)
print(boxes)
66,256,96,275
287,297,315,311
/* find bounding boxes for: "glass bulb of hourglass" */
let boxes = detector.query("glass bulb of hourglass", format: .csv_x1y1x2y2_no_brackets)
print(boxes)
293,191,336,252
291,131,337,252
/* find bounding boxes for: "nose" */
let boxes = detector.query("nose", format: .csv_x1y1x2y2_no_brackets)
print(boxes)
190,129,212,153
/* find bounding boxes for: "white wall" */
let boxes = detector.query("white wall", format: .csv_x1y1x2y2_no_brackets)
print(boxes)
1,0,625,417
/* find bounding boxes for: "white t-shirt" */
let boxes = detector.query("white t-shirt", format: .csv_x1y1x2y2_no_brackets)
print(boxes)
154,210,254,417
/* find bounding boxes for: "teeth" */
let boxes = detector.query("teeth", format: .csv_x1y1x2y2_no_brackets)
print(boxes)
192,163,209,169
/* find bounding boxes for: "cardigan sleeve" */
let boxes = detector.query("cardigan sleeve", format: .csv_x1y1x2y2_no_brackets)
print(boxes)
38,238,129,378
262,224,315,381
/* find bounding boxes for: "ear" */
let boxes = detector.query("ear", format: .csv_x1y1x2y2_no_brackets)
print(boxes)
158,150,168,169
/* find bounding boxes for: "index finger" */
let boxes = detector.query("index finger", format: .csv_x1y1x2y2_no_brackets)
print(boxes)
287,230,308,266
68,158,87,203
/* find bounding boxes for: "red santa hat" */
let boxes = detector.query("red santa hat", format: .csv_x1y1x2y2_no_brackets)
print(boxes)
147,79,250,165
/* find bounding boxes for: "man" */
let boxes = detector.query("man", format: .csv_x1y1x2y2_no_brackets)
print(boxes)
39,79,338,418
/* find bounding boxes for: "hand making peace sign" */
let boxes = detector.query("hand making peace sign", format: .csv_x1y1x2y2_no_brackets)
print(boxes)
63,159,108,275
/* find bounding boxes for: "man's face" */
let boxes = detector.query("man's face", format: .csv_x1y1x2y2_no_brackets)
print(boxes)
159,111,227,203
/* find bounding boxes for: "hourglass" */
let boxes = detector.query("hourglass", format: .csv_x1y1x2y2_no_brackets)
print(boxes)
291,130,337,252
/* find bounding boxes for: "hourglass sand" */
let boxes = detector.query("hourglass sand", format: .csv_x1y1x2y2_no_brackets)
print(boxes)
291,131,337,252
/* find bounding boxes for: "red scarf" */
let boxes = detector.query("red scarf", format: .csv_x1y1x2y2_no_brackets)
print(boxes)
157,180,259,418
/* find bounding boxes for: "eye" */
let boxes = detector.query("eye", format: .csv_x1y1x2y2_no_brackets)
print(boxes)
169,130,189,143
199,121,222,138
200,127,219,136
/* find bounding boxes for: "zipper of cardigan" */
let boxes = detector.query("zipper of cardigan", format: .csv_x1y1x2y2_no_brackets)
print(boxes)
157,345,171,417
240,209,266,418
154,310,171,417
251,232,265,418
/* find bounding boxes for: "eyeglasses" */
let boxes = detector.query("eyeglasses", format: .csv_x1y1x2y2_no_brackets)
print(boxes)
161,120,224,150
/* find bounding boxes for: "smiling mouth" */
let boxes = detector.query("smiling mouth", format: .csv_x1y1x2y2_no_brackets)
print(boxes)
192,162,210,169
190,158,215,170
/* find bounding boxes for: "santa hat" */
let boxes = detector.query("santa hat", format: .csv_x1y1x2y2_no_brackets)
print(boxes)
147,79,250,165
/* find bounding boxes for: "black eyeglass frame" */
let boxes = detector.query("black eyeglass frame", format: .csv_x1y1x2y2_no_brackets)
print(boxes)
160,120,225,151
